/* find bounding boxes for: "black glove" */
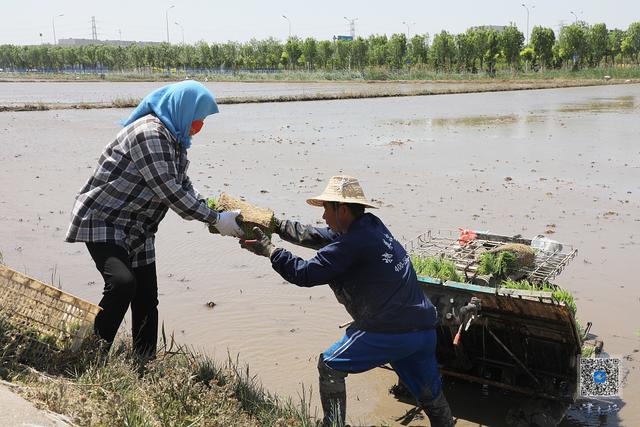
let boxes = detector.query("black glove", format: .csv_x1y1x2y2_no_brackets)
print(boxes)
240,227,276,258
272,217,283,236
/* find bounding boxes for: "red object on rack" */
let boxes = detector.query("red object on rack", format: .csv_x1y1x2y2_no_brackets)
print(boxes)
458,228,477,246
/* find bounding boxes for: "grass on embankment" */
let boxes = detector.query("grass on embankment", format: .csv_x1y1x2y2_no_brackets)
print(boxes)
0,316,319,427
3,65,640,82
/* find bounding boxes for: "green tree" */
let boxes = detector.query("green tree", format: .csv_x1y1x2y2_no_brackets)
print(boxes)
408,34,429,65
333,40,351,70
530,26,555,69
284,37,302,69
468,28,490,71
520,46,535,70
587,23,608,66
431,30,456,71
484,30,500,75
455,32,476,72
221,41,241,71
621,22,640,63
316,40,333,69
607,29,624,64
302,38,317,70
558,23,588,69
351,37,368,70
499,25,525,70
367,34,388,66
386,33,407,69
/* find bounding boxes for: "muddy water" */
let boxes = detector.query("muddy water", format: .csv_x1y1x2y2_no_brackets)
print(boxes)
0,84,639,426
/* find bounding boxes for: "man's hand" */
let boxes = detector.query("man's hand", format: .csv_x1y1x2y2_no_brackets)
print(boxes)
240,227,276,257
212,210,244,238
272,217,283,236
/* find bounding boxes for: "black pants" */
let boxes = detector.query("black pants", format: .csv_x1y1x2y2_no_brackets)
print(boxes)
86,242,159,357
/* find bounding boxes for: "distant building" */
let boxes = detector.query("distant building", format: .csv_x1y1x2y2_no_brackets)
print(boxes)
333,35,354,41
468,25,508,33
57,38,162,47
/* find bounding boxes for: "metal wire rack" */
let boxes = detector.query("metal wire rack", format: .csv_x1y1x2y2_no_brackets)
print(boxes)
404,229,577,284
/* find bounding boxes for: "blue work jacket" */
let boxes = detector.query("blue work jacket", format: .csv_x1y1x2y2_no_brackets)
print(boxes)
271,213,437,333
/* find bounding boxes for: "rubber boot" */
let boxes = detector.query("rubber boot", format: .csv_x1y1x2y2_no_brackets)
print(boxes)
318,354,348,427
420,391,455,427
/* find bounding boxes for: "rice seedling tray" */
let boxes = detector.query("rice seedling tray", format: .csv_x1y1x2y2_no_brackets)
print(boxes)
0,264,101,363
405,229,577,284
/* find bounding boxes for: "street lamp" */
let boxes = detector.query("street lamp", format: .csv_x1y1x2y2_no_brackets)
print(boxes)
521,4,534,45
52,13,63,45
282,15,291,39
570,11,578,24
402,21,416,39
165,5,175,43
174,21,184,44
344,16,358,39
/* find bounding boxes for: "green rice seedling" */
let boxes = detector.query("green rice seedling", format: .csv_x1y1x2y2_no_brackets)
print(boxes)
478,251,517,277
581,345,595,358
478,252,496,275
495,251,517,276
500,279,556,292
552,287,577,315
500,279,577,315
411,255,463,282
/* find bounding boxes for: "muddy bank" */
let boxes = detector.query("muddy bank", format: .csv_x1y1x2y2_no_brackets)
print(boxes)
0,84,638,426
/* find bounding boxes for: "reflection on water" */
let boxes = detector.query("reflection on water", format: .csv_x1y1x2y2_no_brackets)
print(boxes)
431,114,519,127
385,114,545,128
557,95,637,113
393,378,623,426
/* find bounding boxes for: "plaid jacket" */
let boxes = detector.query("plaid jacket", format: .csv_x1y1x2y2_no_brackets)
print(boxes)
65,115,217,267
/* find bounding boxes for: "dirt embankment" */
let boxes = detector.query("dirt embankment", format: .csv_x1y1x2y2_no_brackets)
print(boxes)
0,78,636,112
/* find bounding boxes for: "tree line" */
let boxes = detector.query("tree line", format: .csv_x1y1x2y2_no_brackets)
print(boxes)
1,21,639,74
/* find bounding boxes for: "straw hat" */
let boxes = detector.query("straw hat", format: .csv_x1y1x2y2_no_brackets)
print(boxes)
306,175,378,209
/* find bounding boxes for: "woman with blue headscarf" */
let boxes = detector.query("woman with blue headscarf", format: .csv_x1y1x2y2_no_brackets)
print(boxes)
65,80,242,357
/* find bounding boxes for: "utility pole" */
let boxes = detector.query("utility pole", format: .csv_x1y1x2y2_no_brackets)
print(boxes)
91,16,98,41
165,5,175,43
521,4,534,45
52,13,63,45
570,11,579,24
175,21,184,44
402,21,416,39
282,15,291,39
344,16,357,39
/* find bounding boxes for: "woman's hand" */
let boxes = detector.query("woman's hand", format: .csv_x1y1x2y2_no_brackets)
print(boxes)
212,210,244,237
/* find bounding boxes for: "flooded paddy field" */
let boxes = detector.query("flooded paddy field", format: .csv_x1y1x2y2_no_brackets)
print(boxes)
0,83,639,426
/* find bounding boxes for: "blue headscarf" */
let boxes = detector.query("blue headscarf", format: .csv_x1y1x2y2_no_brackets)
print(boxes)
121,80,219,149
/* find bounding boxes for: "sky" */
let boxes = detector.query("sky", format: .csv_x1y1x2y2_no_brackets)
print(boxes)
1,0,639,46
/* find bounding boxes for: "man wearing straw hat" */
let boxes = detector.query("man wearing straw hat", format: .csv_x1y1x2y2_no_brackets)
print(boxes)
241,175,454,427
